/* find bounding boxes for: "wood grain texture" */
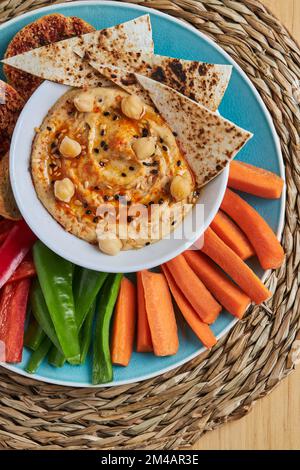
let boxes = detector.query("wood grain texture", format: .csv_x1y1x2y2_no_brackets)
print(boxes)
193,0,300,450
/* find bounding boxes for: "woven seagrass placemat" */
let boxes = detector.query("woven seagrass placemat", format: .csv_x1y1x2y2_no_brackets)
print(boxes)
0,0,299,450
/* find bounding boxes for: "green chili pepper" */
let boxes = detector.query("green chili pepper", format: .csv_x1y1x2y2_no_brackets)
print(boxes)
30,278,62,352
92,273,123,384
80,300,96,364
26,337,52,374
24,317,46,351
73,267,108,330
48,346,66,367
33,241,80,365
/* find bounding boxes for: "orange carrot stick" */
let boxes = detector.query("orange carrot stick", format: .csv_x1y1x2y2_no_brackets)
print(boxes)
210,210,255,260
221,189,285,270
184,250,250,318
166,255,222,324
141,270,178,356
202,228,271,304
228,160,284,199
162,265,217,348
111,277,136,366
136,271,153,353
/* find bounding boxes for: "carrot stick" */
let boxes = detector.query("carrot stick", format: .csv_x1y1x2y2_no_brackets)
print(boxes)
166,255,222,324
202,228,271,304
162,265,217,348
221,189,285,270
141,270,178,356
184,250,250,318
136,271,153,352
111,277,136,366
210,210,255,260
228,160,284,199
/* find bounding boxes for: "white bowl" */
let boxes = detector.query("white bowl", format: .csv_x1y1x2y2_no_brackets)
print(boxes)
10,81,228,273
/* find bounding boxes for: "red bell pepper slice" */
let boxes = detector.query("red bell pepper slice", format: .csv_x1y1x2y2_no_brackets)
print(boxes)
0,278,31,362
0,219,15,234
0,220,37,289
0,230,10,246
0,220,15,246
6,257,36,284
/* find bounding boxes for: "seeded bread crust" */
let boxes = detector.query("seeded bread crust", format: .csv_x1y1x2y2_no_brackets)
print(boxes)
4,14,95,100
0,152,21,220
0,80,24,158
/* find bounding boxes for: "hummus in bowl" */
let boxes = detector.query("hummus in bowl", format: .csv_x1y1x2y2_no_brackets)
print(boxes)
10,81,228,272
31,87,196,255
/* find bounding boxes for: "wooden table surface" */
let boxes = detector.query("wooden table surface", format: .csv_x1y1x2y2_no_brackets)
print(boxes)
193,0,300,450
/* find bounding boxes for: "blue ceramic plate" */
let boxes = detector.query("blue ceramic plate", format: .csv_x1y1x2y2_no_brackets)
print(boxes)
0,1,285,387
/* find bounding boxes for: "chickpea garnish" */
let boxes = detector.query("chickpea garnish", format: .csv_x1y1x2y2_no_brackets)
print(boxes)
98,237,122,256
59,136,81,158
170,175,192,201
54,178,75,203
132,137,156,160
121,95,145,120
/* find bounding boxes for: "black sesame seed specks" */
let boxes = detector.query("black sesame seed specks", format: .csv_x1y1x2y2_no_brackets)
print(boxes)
103,195,109,201
100,129,105,136
177,160,181,167
86,210,92,215
93,216,99,223
99,161,105,167
129,166,135,171
142,128,148,137
94,148,100,154
150,169,158,175
103,111,110,116
121,173,127,177
162,145,168,152
127,216,133,223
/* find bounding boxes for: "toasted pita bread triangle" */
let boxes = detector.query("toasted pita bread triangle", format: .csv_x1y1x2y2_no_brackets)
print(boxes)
136,75,252,188
1,15,153,88
78,51,231,111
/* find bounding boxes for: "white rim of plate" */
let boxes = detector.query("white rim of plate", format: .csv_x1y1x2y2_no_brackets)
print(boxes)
0,0,286,387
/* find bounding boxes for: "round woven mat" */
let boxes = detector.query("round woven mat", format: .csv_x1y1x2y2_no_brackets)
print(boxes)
0,0,299,450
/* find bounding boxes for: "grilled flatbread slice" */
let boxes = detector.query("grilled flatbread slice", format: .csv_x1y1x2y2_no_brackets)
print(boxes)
0,80,24,158
3,14,95,101
2,15,153,90
137,75,252,187
79,51,232,111
0,152,21,220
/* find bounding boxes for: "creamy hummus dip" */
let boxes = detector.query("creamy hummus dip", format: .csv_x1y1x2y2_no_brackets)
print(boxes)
31,87,196,255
